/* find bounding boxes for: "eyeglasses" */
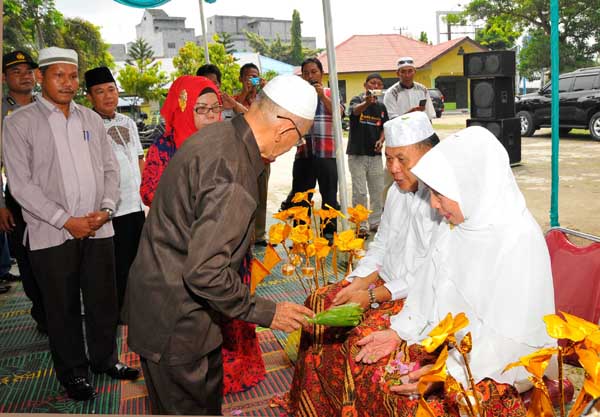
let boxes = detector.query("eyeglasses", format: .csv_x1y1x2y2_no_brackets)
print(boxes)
277,115,305,147
194,105,223,115
397,58,414,65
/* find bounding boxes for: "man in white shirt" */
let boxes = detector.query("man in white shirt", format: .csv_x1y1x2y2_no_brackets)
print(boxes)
383,56,436,120
85,66,146,315
332,111,441,309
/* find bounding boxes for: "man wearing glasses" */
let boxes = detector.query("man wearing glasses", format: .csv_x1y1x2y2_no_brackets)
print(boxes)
125,75,317,415
383,56,436,120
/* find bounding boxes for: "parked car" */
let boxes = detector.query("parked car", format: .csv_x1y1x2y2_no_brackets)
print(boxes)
515,67,600,139
428,88,445,118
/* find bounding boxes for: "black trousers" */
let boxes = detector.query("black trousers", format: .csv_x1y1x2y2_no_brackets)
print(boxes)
5,187,46,329
112,211,145,314
141,347,223,415
284,158,339,235
28,238,119,384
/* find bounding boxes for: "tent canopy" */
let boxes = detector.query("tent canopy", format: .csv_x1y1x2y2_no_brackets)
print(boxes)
114,0,172,7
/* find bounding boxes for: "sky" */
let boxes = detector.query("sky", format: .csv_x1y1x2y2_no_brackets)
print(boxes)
54,0,471,48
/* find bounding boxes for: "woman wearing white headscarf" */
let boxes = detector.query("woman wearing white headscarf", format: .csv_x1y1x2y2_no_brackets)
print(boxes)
354,126,555,416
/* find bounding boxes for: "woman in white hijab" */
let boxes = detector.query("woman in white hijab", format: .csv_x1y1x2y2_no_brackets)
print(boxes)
354,126,556,415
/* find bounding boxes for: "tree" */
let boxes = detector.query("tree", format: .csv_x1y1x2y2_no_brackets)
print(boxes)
460,0,600,75
3,0,63,54
245,31,322,65
118,41,168,107
418,31,429,44
172,39,242,94
474,17,520,50
126,38,156,69
290,10,303,66
216,32,236,54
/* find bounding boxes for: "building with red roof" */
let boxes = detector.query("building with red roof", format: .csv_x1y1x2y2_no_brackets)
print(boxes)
314,34,486,108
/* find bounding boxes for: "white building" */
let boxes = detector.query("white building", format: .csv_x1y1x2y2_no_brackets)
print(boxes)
136,9,196,58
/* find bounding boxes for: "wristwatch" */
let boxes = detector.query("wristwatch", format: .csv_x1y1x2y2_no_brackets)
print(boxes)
101,208,114,220
368,287,380,309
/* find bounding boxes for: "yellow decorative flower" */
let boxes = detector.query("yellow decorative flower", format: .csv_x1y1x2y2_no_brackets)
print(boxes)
268,223,290,245
305,244,316,258
315,207,339,221
324,204,347,219
291,188,316,204
333,229,364,252
313,237,331,259
273,209,292,221
577,347,600,399
415,346,449,417
290,225,313,244
287,206,311,224
347,204,372,225
421,312,469,353
544,311,599,342
503,347,558,378
459,332,473,355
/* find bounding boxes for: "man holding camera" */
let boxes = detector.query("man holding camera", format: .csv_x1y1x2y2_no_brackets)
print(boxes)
346,73,389,235
383,56,435,120
234,63,270,246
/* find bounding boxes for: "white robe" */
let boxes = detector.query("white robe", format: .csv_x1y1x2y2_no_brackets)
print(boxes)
347,181,440,301
391,126,556,390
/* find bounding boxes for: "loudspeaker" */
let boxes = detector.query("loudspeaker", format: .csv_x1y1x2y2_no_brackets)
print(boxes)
467,117,521,164
464,51,516,78
470,77,515,119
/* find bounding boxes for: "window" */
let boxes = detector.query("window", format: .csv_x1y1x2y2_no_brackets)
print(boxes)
168,42,176,49
558,77,573,93
573,75,597,91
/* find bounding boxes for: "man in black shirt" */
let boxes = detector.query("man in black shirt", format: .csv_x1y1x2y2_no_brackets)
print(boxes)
346,73,389,234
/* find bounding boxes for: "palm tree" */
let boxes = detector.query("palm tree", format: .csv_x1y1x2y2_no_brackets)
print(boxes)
126,38,155,71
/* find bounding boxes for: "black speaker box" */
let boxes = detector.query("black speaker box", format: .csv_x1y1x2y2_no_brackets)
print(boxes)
470,77,515,120
464,50,516,78
467,117,521,164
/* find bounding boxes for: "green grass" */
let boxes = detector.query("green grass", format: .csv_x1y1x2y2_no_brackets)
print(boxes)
444,102,457,110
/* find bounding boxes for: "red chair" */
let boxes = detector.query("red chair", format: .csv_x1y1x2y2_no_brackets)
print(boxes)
545,227,600,324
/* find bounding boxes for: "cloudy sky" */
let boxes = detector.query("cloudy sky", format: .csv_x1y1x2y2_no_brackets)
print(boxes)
54,0,471,47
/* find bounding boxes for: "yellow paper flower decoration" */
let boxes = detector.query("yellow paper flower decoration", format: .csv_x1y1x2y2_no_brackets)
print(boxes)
273,209,292,221
291,188,316,204
287,206,311,224
315,207,340,221
333,229,364,252
313,237,331,259
415,345,449,417
544,311,600,343
347,204,372,225
268,223,291,245
577,347,600,399
421,312,469,353
324,204,347,219
503,347,558,378
290,225,313,244
305,244,316,258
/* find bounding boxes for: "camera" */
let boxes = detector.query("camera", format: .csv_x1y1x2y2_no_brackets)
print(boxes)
368,89,383,97
250,77,261,86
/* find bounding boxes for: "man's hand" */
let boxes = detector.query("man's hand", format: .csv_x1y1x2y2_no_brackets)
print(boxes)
0,208,16,232
64,216,96,239
270,301,314,333
332,278,372,306
86,211,110,231
312,82,326,98
374,137,385,152
354,329,401,364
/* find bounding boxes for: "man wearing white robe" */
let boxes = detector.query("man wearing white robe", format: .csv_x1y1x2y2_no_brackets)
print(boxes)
333,111,442,308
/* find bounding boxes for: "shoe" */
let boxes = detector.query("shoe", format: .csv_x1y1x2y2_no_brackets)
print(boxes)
369,224,379,234
101,362,140,380
0,285,10,294
0,272,20,282
64,376,97,401
357,227,369,239
254,239,268,247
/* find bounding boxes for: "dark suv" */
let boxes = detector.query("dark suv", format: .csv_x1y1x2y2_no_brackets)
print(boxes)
516,67,600,139
428,88,445,118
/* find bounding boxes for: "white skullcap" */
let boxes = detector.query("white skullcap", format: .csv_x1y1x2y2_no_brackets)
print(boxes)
384,111,435,147
38,47,78,68
397,56,416,69
262,75,317,120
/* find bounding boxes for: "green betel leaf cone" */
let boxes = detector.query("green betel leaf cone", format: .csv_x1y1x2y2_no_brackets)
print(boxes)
306,303,364,327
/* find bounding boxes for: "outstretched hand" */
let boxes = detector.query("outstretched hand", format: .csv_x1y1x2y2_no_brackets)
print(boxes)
354,329,401,364
270,301,314,333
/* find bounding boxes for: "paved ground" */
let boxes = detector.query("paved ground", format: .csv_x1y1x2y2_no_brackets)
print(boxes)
267,113,600,239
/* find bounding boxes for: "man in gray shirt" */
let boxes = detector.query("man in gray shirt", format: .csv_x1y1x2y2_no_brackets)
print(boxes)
3,47,139,401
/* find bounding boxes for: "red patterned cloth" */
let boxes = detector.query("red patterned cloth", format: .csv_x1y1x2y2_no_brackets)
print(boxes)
285,280,526,417
221,252,266,394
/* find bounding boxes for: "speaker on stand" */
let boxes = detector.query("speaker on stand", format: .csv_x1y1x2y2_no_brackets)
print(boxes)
464,50,521,164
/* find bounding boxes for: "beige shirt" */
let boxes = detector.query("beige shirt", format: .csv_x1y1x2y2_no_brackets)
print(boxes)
2,96,120,250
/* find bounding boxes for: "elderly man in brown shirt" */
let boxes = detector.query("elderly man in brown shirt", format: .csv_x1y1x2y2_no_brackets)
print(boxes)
3,47,140,402
125,75,317,415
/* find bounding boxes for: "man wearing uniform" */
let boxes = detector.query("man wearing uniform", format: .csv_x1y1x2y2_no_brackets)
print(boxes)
0,51,43,312
3,47,139,401
383,56,436,120
85,66,145,315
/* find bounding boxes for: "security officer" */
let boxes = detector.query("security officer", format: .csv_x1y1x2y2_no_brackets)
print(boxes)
0,50,46,329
